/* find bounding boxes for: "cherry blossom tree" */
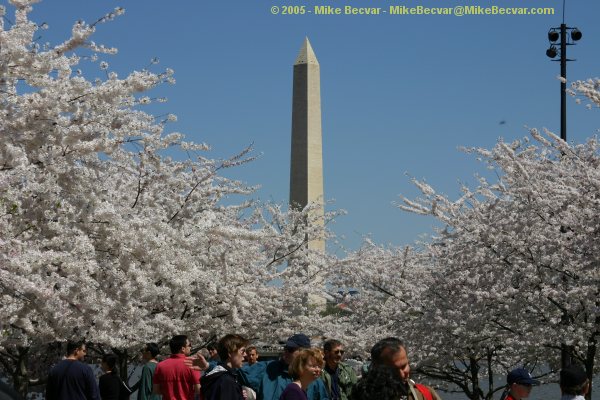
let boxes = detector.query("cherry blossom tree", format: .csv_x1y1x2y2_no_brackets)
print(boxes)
329,79,600,399
0,0,335,394
399,125,600,399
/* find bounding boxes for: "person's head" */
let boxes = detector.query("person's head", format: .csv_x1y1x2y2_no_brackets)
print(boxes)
288,348,324,384
218,334,249,369
197,348,211,359
169,335,191,355
207,344,219,360
350,363,408,400
282,333,311,365
506,368,539,399
101,354,118,374
560,364,589,396
141,343,160,362
370,337,410,383
323,339,344,370
66,340,87,361
246,346,259,365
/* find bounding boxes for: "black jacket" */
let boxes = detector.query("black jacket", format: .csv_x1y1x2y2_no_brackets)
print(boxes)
201,364,245,400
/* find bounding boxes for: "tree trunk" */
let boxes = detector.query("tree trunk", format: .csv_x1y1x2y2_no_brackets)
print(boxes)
583,333,597,400
12,346,29,397
561,343,572,369
485,349,495,400
469,356,483,400
113,348,129,383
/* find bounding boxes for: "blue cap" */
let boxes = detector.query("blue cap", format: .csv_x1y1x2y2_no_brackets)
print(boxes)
284,333,311,349
507,368,540,385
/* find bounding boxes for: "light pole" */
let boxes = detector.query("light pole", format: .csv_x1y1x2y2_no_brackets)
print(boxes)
545,5,583,371
546,24,582,141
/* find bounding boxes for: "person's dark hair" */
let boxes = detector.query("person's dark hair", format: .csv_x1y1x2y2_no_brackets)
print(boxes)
217,334,249,361
66,340,85,356
561,380,589,396
145,343,160,358
102,353,119,375
207,344,217,351
560,364,589,395
350,363,408,400
169,335,188,354
371,337,405,366
324,339,343,352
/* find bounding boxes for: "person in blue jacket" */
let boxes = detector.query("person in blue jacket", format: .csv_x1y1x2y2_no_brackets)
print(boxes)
239,334,329,400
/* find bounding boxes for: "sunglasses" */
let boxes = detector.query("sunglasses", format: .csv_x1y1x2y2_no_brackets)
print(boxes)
332,350,345,355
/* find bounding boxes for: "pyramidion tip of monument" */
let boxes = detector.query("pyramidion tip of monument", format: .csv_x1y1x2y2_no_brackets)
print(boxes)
294,37,319,66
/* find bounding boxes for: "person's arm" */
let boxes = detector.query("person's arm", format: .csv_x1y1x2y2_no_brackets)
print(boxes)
129,375,141,393
345,365,358,397
129,380,141,393
349,366,358,385
136,364,155,399
185,352,209,371
153,364,162,395
307,378,330,400
194,383,202,394
45,371,57,400
87,368,101,400
153,383,162,395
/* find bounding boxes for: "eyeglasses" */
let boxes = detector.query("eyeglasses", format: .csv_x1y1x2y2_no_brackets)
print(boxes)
333,350,345,355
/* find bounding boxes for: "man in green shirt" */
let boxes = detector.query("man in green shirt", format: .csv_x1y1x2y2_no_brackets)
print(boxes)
130,343,161,400
321,339,357,400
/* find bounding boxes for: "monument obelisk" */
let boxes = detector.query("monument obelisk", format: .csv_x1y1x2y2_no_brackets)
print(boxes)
290,38,325,252
289,37,325,252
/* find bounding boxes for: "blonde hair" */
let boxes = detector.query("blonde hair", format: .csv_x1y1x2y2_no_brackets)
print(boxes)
288,348,324,379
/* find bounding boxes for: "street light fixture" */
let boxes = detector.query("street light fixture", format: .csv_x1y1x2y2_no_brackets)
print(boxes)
545,24,582,141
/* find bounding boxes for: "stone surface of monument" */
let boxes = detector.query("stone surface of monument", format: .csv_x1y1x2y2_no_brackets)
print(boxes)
289,37,325,253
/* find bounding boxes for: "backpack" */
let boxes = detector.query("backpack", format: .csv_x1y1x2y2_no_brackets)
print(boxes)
414,383,433,400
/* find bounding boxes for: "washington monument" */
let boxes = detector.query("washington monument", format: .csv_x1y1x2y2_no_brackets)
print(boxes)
289,37,325,252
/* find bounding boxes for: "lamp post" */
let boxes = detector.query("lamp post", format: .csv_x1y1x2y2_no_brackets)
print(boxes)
546,24,582,141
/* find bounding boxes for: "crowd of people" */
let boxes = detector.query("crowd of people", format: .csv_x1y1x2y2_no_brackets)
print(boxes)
43,334,591,400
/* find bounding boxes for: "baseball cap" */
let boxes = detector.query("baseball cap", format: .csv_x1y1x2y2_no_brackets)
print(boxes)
507,368,540,385
284,333,311,350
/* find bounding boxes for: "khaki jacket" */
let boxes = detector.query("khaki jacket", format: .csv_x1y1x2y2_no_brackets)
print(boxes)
321,363,358,400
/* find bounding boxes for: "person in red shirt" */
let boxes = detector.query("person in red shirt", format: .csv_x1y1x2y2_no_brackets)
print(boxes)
153,335,201,400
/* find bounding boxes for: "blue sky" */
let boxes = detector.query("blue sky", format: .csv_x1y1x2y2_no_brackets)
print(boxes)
19,0,600,252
